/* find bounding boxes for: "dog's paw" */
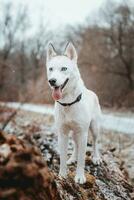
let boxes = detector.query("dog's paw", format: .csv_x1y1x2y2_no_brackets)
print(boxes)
74,174,86,184
92,154,102,165
67,157,76,165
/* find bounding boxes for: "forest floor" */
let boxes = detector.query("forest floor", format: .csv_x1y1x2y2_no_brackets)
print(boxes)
0,104,134,184
0,102,134,187
1,102,134,134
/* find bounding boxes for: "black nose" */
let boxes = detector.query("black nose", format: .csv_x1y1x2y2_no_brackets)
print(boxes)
49,78,57,86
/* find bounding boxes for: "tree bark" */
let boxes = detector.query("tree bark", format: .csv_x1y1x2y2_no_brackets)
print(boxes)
0,130,133,200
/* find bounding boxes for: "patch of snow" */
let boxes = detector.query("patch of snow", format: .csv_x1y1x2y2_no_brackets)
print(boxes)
101,114,134,134
1,102,54,115
0,144,11,158
21,103,54,115
1,102,134,135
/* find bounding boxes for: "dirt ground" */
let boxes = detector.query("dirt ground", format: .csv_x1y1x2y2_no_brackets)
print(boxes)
1,106,134,199
0,105,134,187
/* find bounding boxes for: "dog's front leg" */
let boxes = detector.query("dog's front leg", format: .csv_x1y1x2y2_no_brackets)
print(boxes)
58,133,68,178
75,130,88,184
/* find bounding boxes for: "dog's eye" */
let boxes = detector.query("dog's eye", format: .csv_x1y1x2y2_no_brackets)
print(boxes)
49,67,53,71
61,67,67,71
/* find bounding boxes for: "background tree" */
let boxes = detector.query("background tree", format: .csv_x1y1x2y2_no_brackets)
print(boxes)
100,1,134,90
65,0,134,106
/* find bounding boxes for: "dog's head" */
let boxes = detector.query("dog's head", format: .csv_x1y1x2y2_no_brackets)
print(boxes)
46,42,79,101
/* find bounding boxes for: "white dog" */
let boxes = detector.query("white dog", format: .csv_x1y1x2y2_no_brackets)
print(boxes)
46,42,102,184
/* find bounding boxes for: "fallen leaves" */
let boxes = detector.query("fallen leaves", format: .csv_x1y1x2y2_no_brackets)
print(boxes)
0,131,60,200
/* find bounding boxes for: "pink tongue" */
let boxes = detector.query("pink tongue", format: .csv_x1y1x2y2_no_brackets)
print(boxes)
52,87,62,101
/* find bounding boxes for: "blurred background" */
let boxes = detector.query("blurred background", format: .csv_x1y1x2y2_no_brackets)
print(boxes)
0,0,134,108
0,0,134,187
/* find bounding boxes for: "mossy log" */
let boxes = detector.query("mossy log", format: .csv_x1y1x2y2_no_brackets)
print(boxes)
0,130,133,200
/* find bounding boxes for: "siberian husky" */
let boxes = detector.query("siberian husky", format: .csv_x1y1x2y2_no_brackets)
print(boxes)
46,42,102,184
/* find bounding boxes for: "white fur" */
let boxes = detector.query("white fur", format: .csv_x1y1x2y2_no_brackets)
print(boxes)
46,42,102,184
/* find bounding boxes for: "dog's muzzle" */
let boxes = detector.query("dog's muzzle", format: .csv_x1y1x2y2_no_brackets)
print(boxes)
48,78,69,90
50,78,69,101
61,78,69,90
49,78,57,87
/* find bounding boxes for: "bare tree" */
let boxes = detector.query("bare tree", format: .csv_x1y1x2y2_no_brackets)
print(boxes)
29,22,52,80
100,1,134,89
0,2,29,90
0,2,29,61
0,1,54,102
65,0,134,106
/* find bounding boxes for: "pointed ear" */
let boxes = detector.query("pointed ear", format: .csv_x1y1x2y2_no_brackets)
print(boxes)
64,42,77,62
46,43,57,62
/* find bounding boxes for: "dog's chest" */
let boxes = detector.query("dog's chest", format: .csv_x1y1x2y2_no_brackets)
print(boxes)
63,105,80,120
59,104,90,131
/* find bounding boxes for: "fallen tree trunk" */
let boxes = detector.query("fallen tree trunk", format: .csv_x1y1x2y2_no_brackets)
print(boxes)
0,130,133,200
35,131,134,200
0,131,60,200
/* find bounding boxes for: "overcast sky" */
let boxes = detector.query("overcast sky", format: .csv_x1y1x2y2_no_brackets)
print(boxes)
3,0,106,31
1,0,134,35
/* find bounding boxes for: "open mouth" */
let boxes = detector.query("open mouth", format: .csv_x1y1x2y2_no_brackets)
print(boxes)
52,78,69,101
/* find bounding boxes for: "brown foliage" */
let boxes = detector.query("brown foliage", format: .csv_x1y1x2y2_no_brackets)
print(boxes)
0,1,134,108
0,131,59,200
